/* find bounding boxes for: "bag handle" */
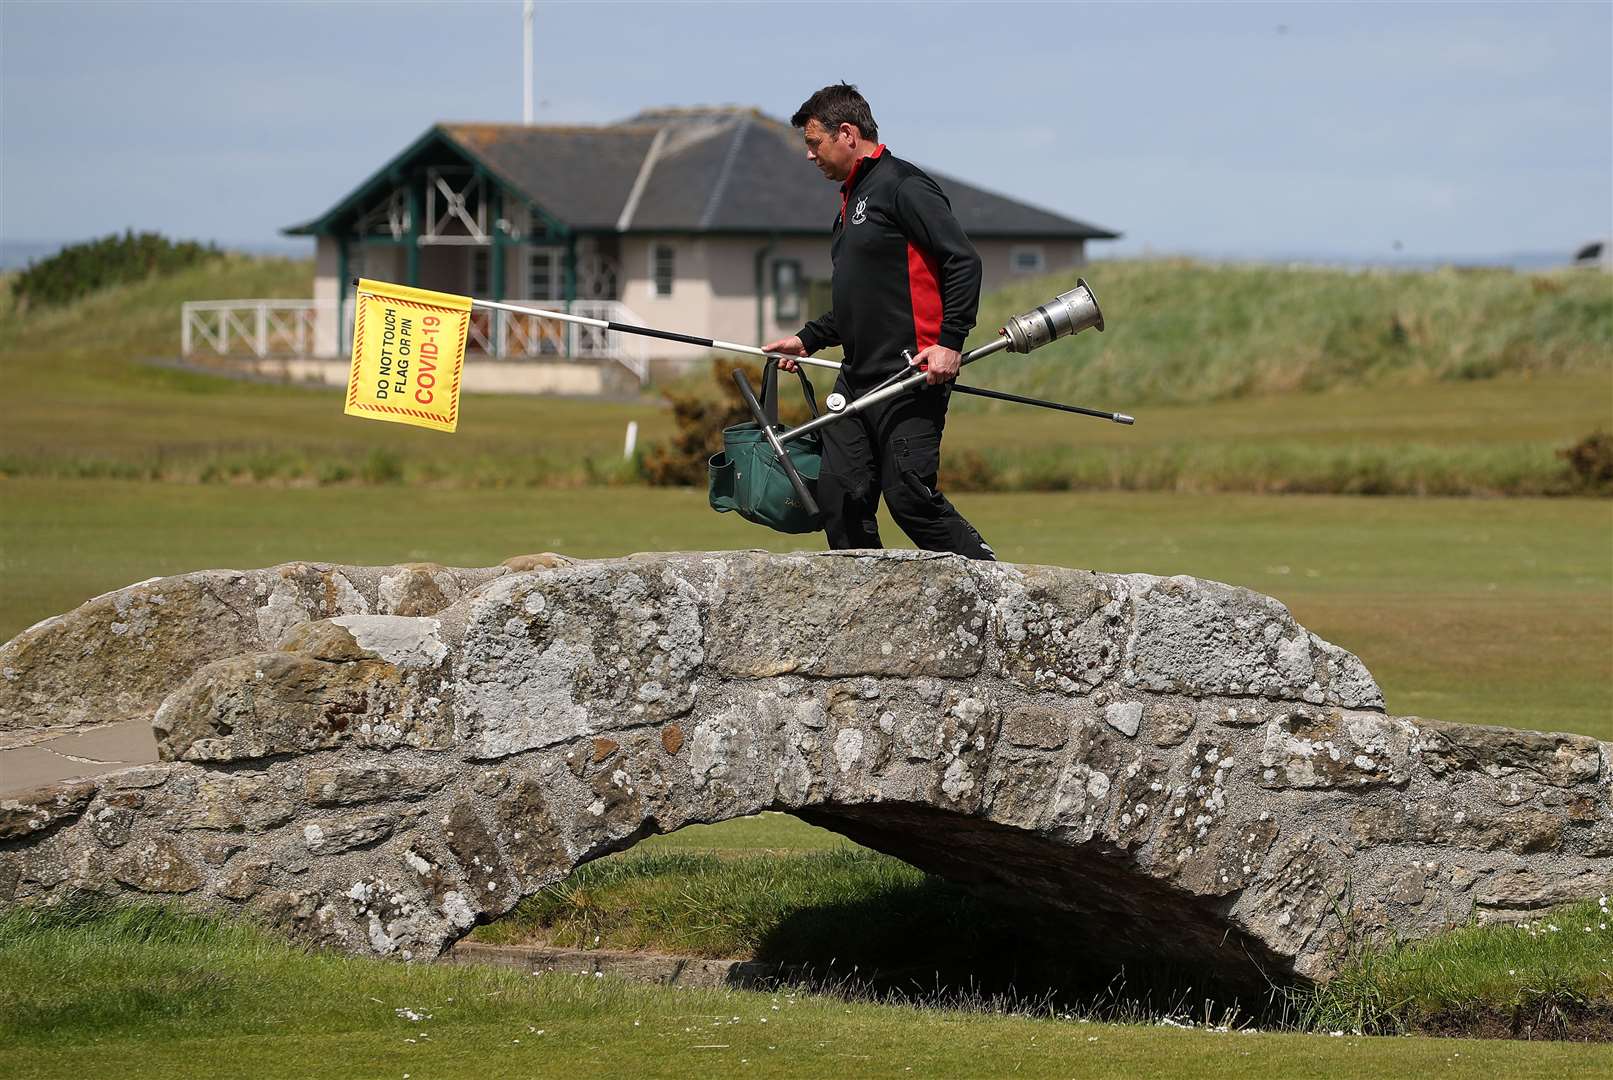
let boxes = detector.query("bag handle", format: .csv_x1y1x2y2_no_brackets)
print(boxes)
760,359,820,425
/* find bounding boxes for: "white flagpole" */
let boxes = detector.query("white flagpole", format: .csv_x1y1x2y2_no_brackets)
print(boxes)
522,1,534,124
468,295,845,373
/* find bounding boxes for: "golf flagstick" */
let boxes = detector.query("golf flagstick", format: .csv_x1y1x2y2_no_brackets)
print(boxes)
444,286,1133,425
466,294,844,374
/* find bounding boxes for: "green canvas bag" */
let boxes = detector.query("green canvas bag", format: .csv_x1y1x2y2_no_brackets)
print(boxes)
708,360,824,534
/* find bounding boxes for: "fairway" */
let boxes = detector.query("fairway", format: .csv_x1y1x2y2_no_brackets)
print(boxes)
2,479,1607,738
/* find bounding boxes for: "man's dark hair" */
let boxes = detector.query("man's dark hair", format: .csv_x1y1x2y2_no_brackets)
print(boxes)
791,83,878,141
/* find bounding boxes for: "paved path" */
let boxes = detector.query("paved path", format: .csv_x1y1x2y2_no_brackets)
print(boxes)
0,719,159,798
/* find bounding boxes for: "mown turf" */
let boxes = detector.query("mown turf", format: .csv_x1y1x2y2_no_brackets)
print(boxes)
634,811,851,853
3,482,1607,739
3,904,1610,1079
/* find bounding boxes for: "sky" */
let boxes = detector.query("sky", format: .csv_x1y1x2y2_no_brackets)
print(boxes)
2,0,1610,263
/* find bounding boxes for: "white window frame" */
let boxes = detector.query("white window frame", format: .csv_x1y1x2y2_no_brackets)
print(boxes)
772,258,802,323
525,245,564,301
1010,244,1046,275
650,242,676,298
469,248,491,296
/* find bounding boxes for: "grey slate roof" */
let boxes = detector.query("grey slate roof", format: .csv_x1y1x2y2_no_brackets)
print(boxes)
445,122,659,231
291,108,1119,241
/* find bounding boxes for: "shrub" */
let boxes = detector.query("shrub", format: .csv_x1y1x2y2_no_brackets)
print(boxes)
359,448,404,485
10,230,222,310
939,448,998,492
1559,430,1613,492
640,358,816,486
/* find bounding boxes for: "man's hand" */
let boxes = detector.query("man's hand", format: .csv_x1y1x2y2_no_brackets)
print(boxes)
910,344,961,385
762,335,808,372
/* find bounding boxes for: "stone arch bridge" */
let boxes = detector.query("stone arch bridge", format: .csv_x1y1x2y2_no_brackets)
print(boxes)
1,552,1607,984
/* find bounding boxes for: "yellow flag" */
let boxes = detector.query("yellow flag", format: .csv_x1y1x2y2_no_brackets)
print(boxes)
344,278,472,433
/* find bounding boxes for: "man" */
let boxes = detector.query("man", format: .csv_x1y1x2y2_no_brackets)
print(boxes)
764,83,995,561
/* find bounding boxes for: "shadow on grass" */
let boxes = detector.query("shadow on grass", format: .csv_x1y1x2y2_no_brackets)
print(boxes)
744,875,1296,1029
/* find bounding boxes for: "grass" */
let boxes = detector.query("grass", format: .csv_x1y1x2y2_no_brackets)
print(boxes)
965,258,1613,405
470,843,1293,1023
1,256,1608,494
777,366,1613,497
634,811,852,853
3,903,1612,1079
0,256,666,488
472,848,931,960
2,481,1607,739
466,841,1613,1038
3,257,1609,1063
1305,898,1613,1038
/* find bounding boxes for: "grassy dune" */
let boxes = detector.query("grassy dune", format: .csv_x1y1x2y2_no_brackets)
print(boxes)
967,259,1613,405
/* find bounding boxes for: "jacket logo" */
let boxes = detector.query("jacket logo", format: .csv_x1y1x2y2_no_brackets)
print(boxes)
850,197,868,225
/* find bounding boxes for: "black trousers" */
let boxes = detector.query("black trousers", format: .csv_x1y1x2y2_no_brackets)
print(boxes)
817,374,995,560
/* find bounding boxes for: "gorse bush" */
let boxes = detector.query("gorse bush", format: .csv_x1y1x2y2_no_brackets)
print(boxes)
10,230,222,310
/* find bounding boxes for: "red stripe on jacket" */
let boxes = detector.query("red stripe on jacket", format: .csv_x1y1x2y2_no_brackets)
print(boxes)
907,241,942,352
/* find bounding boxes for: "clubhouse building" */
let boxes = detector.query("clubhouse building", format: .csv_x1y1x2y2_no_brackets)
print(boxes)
186,107,1119,392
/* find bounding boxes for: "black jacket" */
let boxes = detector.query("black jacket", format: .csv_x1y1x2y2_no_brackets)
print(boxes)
796,146,983,391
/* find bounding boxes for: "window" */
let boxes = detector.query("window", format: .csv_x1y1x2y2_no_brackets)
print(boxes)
470,249,491,296
1010,245,1046,274
526,247,562,300
806,279,833,321
772,259,802,323
651,243,675,297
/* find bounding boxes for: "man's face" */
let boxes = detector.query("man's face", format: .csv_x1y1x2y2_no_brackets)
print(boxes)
802,118,859,182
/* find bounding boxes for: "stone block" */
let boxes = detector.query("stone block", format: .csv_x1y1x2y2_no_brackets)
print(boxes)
1259,710,1413,789
455,564,705,759
709,553,988,679
1002,705,1068,750
1123,576,1382,708
154,650,453,762
304,765,450,807
0,571,263,734
302,814,394,855
217,859,273,901
993,564,1120,694
1478,868,1610,911
1414,719,1602,788
234,774,296,830
1104,702,1143,738
444,800,516,912
0,780,96,840
114,837,202,893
